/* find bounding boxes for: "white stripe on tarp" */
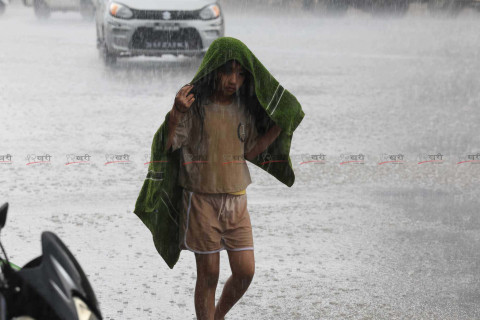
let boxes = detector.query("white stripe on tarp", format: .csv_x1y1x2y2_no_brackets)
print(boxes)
269,87,285,116
162,189,179,216
160,197,178,227
145,170,163,182
266,84,280,111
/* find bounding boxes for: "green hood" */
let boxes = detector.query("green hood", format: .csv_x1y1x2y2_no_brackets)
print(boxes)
134,37,305,269
192,37,304,137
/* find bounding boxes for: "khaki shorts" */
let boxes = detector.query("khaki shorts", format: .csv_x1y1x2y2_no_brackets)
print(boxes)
179,189,254,254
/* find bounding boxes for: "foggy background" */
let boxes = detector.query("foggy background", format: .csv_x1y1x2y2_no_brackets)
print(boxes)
1,0,480,319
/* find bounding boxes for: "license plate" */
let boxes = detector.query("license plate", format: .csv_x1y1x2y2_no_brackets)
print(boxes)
153,24,180,32
144,41,190,50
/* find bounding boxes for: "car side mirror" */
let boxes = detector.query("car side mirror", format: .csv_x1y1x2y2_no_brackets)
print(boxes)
0,203,8,231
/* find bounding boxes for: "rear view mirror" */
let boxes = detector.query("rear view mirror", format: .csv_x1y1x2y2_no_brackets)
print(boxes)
0,203,8,230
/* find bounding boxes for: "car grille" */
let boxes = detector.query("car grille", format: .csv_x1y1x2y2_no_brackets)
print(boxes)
132,9,200,20
130,27,203,50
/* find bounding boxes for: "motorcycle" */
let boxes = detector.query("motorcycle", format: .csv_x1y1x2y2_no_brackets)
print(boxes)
0,203,103,320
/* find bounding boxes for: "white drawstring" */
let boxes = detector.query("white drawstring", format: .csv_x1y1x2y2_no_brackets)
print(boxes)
217,194,225,220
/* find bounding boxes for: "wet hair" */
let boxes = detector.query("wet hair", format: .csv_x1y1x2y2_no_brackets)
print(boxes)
189,59,270,148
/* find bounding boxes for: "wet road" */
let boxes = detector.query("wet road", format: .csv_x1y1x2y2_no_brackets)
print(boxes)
1,3,480,319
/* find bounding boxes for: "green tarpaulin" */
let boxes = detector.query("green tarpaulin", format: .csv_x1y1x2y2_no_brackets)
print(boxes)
134,37,305,269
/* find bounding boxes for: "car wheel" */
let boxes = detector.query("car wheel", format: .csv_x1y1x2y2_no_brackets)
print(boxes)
101,42,117,66
427,0,460,15
302,0,316,10
444,0,463,16
324,0,348,16
369,0,409,16
33,0,50,19
80,0,95,21
428,0,445,11
392,0,409,16
96,25,102,49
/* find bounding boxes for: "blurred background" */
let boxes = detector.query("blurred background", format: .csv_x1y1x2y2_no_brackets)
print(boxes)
1,0,480,319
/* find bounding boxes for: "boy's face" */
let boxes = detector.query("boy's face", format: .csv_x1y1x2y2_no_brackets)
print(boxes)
216,61,246,96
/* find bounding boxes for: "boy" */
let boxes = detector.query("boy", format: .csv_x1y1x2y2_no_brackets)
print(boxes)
134,36,304,320
166,60,282,320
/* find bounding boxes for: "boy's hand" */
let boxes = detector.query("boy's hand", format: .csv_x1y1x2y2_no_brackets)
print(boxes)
174,84,195,113
244,124,282,161
271,124,282,134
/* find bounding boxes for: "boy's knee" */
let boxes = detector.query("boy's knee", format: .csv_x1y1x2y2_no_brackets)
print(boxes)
233,267,254,284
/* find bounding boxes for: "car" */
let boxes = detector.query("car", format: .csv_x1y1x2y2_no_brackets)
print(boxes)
94,0,225,65
424,0,480,15
473,0,480,9
23,0,95,20
0,0,8,16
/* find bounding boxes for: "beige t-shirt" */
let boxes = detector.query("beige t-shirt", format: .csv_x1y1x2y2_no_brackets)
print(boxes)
171,97,259,194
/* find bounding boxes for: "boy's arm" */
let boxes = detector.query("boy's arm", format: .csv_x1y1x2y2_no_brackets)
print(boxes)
244,124,282,161
165,103,188,152
165,84,195,152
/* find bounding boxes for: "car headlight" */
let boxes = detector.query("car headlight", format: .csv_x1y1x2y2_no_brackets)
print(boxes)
73,297,99,320
199,3,220,20
109,2,133,19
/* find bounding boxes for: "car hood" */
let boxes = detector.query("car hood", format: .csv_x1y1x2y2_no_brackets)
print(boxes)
116,0,214,11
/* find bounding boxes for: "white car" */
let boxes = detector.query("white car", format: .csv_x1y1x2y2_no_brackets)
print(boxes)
23,0,95,20
0,0,8,16
94,0,225,64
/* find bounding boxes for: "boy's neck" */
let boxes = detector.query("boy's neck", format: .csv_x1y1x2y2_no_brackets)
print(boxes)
210,91,234,106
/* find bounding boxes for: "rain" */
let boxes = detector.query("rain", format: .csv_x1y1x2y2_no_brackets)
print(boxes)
1,0,480,319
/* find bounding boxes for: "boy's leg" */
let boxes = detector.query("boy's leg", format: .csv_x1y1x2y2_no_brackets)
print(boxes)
195,252,220,320
214,250,255,320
